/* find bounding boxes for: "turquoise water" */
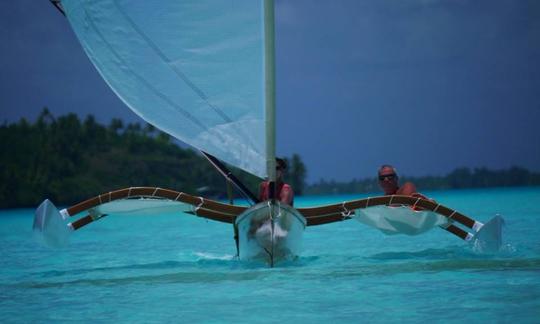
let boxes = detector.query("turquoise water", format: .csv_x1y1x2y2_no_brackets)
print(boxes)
1,187,540,323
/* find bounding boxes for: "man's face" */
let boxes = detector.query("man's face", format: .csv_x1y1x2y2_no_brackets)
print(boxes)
378,166,399,194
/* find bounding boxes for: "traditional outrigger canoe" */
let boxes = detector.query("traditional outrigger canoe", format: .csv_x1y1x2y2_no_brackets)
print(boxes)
35,0,504,266
34,186,503,265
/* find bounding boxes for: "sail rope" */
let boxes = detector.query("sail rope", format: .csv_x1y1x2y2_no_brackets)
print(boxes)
341,202,352,218
412,197,421,210
174,192,185,201
193,197,205,214
268,200,276,267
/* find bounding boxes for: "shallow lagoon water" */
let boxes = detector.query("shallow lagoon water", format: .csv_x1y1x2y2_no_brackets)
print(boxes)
1,187,540,323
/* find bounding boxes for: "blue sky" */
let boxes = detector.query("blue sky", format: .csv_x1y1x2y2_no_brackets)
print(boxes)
1,0,539,182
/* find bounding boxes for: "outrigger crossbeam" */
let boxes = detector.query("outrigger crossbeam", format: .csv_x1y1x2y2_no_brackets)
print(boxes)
34,187,501,250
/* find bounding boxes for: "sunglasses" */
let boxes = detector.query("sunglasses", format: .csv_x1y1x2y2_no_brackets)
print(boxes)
378,174,397,181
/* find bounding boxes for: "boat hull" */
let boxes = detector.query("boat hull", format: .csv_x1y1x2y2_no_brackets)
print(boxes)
235,202,306,265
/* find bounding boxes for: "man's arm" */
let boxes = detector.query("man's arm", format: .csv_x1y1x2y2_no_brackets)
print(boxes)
396,182,417,196
279,184,294,206
398,182,435,206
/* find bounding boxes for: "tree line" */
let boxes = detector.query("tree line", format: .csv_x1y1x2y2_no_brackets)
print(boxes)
2,109,538,208
0,109,306,208
304,166,540,195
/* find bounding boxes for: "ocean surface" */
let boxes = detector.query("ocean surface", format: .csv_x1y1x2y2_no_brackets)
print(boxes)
1,187,539,323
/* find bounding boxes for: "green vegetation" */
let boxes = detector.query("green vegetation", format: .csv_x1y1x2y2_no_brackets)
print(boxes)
1,109,538,208
305,166,540,195
0,109,306,208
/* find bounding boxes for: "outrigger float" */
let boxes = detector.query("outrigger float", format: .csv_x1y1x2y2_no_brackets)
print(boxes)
35,0,503,266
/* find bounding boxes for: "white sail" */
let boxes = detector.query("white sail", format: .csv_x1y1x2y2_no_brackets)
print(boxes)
61,0,268,177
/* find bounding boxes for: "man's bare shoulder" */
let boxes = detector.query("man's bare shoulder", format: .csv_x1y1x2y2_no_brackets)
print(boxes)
397,182,417,196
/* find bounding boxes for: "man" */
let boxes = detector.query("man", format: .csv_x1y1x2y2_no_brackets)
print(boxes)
378,164,428,200
258,158,294,206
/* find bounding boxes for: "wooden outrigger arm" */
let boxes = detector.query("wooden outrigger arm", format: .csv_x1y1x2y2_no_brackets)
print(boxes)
66,187,244,218
298,195,487,241
64,187,245,229
32,187,246,248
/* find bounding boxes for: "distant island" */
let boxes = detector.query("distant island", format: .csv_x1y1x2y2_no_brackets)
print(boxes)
304,167,540,196
1,109,539,208
0,109,305,208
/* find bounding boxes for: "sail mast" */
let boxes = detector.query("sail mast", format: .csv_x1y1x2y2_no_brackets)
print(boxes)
264,0,277,194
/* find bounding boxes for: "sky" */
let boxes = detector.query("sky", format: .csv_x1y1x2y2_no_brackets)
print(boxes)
1,0,539,183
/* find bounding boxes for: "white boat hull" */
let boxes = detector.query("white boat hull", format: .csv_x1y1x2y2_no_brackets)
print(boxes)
235,202,306,265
